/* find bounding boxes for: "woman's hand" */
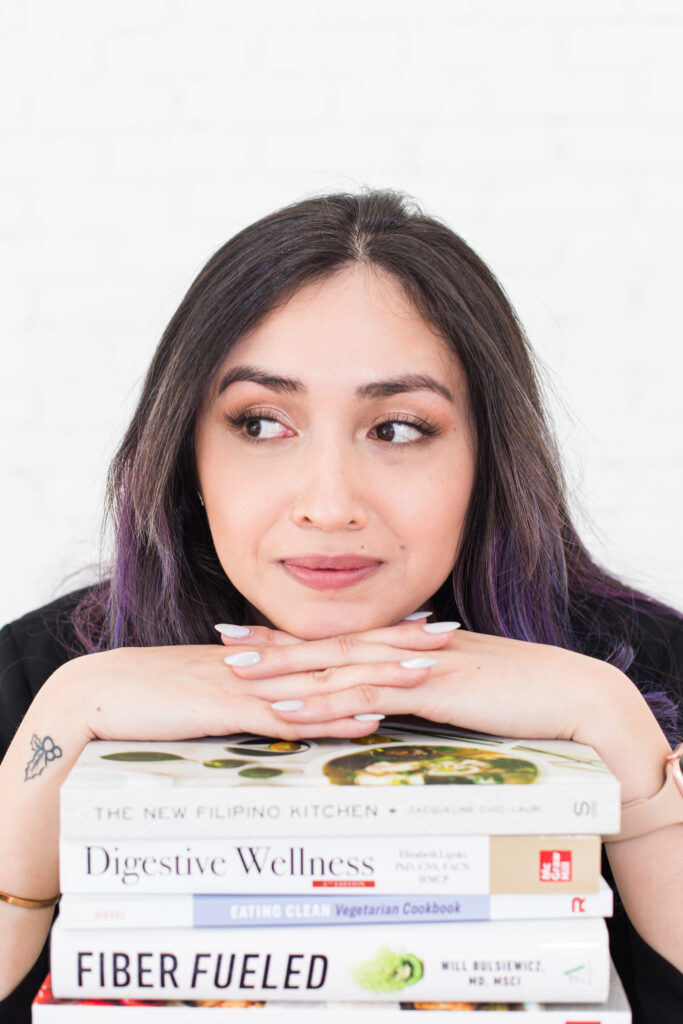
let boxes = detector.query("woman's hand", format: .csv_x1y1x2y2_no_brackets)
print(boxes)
215,610,438,649
219,619,639,746
222,618,676,811
50,643,404,747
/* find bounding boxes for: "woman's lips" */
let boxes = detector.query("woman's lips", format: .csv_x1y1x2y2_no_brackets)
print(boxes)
281,556,383,591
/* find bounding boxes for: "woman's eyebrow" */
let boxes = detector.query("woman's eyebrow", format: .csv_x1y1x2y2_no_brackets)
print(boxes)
217,366,454,404
217,365,305,395
356,374,455,403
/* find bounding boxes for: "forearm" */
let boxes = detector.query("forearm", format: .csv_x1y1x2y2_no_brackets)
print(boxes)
605,825,683,971
0,661,91,1000
0,639,298,999
577,667,683,971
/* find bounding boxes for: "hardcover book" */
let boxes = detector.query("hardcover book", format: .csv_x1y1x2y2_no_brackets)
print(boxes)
49,917,610,1004
59,723,621,840
59,834,601,896
57,877,613,930
34,960,631,1021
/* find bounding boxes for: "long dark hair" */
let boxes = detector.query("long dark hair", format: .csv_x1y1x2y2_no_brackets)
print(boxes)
72,189,680,738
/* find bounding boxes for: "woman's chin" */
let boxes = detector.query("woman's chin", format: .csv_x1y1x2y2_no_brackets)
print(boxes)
268,607,403,641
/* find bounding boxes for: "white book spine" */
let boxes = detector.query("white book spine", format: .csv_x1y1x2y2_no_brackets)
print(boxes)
60,782,620,840
59,834,601,896
59,834,489,895
57,878,613,929
50,917,610,1004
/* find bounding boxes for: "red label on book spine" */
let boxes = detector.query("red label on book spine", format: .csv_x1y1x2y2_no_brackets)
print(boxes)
539,849,572,882
311,880,376,888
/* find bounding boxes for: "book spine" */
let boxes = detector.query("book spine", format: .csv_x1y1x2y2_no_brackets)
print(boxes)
31,1000,630,1023
31,999,629,1024
57,880,613,929
50,918,610,1003
59,835,600,896
60,782,621,840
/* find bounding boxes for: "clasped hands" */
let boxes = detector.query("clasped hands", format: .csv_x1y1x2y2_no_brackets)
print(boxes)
218,615,616,744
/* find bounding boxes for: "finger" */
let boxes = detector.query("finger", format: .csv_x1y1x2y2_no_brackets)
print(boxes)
262,715,388,740
215,624,304,647
233,697,390,741
268,683,419,724
230,658,437,703
326,619,461,652
223,627,460,679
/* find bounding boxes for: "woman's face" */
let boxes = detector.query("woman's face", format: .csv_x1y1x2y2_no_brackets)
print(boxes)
195,266,476,640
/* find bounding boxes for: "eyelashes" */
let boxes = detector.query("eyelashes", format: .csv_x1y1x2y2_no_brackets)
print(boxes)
223,406,442,446
368,415,441,444
224,406,294,441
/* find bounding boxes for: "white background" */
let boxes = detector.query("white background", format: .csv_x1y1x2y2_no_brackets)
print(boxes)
1,0,682,627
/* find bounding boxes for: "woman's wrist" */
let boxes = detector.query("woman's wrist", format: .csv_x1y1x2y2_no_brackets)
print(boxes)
40,653,110,745
573,663,672,803
0,661,99,904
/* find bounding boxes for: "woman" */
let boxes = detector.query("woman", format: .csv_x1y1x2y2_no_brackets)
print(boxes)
0,189,681,1022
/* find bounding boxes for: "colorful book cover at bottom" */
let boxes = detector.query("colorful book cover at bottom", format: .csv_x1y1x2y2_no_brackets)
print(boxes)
33,961,631,1021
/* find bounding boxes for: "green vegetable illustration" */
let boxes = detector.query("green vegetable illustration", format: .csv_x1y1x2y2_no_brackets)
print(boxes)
353,946,424,992
202,759,251,769
226,740,310,756
238,766,284,779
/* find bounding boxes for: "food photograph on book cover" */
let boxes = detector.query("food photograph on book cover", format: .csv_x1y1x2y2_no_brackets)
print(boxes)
75,725,613,787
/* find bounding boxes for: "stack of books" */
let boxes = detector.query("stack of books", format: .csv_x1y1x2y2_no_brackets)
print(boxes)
35,721,631,1021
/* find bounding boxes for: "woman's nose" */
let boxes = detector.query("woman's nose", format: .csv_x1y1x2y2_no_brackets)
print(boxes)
290,440,368,532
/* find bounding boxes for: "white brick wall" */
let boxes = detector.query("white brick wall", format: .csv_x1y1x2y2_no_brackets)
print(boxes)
1,0,682,627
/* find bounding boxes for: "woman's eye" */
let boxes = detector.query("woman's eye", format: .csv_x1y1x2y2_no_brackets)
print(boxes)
371,420,425,444
242,417,291,439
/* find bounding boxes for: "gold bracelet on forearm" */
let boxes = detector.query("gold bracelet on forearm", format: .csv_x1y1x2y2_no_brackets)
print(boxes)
0,889,60,909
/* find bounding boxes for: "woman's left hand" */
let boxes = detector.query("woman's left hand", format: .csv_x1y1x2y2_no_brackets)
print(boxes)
220,620,632,746
222,618,682,973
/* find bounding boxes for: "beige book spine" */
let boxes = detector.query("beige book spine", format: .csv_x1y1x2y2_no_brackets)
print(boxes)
489,835,600,893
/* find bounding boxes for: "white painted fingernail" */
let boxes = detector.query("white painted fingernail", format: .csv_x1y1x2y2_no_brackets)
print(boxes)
354,713,385,721
403,611,433,621
224,651,262,666
400,657,438,669
423,621,461,634
215,623,252,638
271,700,304,711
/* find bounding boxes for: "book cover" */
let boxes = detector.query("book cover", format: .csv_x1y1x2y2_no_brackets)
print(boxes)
49,917,610,1004
57,877,613,930
59,834,601,896
59,723,621,840
34,959,631,1021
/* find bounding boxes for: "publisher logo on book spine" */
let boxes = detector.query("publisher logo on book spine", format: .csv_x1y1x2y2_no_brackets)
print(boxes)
539,850,572,882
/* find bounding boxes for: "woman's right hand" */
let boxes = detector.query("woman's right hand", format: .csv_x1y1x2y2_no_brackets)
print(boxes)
0,637,387,1001
55,644,382,744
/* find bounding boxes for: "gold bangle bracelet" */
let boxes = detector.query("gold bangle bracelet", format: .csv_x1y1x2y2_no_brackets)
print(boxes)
0,890,60,909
